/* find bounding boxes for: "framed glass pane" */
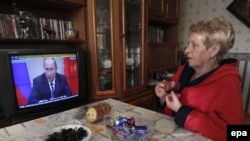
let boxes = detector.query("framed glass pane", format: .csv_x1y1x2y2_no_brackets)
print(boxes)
125,0,142,88
96,0,112,91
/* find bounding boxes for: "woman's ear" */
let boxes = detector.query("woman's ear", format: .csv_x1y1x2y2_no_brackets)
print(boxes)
210,44,221,58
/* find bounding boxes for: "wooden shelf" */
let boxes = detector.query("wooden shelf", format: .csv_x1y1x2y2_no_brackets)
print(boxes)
0,0,87,45
0,0,86,12
148,0,179,74
0,38,84,44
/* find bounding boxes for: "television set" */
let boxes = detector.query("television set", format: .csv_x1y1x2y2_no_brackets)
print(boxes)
0,47,88,123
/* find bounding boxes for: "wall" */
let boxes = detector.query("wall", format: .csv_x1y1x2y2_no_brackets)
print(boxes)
177,0,250,53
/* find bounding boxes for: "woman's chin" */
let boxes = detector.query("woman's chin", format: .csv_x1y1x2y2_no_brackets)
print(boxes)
187,62,194,68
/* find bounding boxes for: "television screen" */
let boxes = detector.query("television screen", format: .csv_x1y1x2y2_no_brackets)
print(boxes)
10,53,79,109
0,48,88,124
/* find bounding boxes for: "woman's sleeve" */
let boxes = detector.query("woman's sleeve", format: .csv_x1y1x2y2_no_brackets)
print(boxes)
182,76,244,141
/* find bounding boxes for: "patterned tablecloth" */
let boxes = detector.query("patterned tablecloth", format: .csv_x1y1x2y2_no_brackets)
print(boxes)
0,99,212,141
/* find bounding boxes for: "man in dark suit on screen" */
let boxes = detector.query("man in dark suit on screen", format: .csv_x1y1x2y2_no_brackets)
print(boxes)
28,58,72,104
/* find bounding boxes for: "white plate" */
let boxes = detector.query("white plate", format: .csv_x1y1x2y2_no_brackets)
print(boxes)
44,124,92,141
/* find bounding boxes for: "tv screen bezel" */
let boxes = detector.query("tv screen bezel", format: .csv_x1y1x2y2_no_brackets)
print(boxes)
0,48,88,123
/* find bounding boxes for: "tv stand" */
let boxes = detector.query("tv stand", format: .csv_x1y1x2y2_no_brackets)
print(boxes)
0,117,12,128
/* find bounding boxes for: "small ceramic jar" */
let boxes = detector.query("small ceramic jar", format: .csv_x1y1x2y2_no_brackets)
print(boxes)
65,21,78,39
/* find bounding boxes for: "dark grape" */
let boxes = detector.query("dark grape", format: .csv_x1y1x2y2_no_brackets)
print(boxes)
63,129,78,141
61,129,68,135
76,127,87,140
45,126,88,141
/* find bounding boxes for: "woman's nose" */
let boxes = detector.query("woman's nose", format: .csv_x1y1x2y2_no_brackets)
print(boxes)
184,46,189,53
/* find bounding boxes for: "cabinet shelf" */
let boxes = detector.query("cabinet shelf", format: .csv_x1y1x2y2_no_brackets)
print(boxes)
0,0,87,45
0,0,85,12
148,0,179,74
0,38,84,44
149,16,177,24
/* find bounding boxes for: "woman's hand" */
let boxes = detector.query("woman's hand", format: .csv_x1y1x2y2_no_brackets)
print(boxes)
155,81,167,105
165,91,182,112
155,81,167,98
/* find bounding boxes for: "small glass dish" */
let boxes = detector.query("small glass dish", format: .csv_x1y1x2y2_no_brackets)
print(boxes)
104,115,155,141
50,113,81,127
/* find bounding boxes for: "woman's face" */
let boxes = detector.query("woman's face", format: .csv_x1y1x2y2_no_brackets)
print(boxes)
184,33,212,69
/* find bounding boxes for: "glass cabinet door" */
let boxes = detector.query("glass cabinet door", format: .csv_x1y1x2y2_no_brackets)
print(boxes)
95,0,112,91
124,0,143,89
88,0,146,97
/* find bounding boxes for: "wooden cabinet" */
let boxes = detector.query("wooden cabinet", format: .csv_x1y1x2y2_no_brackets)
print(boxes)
149,0,179,22
148,0,165,18
128,93,153,110
164,0,179,21
148,0,179,73
86,0,150,103
149,43,177,73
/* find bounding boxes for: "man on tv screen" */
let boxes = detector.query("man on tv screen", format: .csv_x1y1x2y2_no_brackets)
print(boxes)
28,58,72,104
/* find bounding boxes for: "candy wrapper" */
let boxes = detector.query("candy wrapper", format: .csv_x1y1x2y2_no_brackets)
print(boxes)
105,116,154,141
163,81,180,93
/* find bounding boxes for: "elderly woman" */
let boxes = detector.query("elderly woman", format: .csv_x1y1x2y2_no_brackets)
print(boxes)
155,17,244,141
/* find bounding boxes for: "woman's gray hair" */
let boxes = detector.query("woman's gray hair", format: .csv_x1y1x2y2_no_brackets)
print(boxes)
189,17,235,62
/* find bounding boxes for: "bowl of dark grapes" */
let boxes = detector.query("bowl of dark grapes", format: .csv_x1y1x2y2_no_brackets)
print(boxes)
44,125,92,141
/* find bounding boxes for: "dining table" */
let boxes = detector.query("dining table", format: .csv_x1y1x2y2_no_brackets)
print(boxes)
0,98,212,141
